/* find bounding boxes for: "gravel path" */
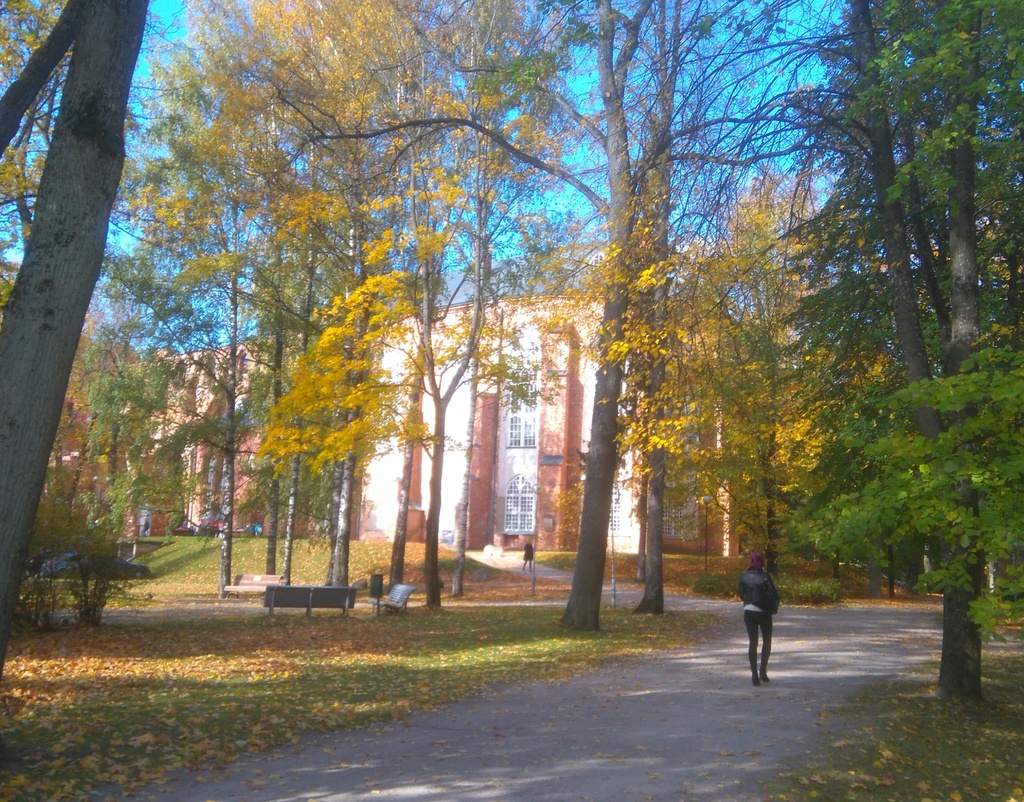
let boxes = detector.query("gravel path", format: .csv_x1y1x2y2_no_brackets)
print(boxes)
91,556,952,802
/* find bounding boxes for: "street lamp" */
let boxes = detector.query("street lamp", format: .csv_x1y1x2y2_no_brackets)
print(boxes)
701,495,712,571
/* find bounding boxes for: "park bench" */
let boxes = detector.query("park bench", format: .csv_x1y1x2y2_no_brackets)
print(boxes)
263,584,357,616
223,574,284,595
371,583,416,615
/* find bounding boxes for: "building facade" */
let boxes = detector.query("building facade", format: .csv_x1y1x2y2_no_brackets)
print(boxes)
356,298,733,558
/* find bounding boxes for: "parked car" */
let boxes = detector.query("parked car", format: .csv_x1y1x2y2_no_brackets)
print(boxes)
36,552,152,579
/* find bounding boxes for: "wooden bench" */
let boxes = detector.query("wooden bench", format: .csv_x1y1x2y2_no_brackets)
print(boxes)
371,583,416,615
263,585,357,616
224,574,284,595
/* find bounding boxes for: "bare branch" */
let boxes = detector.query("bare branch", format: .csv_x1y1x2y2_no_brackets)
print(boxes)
312,115,608,212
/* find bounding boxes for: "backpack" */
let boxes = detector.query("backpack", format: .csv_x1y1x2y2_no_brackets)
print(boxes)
740,569,780,614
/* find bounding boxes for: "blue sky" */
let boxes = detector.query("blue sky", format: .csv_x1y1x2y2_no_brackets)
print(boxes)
151,0,185,27
147,0,187,49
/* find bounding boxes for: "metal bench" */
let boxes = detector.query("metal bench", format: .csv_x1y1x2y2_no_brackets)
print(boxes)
263,585,357,616
371,583,416,615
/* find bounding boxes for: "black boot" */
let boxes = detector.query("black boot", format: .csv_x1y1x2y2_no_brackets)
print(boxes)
760,660,770,683
750,657,761,686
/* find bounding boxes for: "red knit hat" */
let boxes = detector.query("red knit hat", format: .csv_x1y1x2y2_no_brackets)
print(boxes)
749,551,765,569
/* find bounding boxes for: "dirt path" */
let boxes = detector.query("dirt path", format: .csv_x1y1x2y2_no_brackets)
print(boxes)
92,593,948,802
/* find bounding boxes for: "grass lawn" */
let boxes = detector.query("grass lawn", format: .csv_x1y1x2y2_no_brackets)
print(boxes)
2,537,1021,802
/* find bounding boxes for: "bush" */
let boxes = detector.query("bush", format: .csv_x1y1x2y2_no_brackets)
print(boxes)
691,572,738,598
691,571,843,605
776,578,843,605
16,572,68,628
61,553,134,625
22,507,137,626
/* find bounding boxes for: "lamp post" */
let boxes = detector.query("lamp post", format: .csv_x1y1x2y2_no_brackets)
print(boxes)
701,495,712,571
609,522,617,608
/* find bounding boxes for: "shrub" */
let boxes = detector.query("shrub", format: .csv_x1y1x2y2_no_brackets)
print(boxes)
776,578,843,605
62,553,134,625
16,573,67,628
691,571,843,605
691,572,738,598
23,513,135,626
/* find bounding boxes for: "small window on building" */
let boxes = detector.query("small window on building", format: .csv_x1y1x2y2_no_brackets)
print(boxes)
505,475,536,533
664,505,698,540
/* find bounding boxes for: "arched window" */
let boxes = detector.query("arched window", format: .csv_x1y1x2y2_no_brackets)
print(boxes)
505,475,536,533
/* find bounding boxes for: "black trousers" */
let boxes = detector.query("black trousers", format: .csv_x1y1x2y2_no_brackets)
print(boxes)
744,609,773,674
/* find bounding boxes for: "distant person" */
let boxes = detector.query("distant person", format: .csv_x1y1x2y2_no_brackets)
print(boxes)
738,551,780,686
523,542,534,571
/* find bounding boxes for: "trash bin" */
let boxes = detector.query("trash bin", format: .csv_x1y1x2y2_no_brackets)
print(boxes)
369,573,384,600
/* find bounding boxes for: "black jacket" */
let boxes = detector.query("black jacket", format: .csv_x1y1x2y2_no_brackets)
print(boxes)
738,568,780,614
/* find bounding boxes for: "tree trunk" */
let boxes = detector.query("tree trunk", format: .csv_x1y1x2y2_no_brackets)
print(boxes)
635,474,648,583
848,0,942,438
0,0,148,683
330,452,357,587
848,0,983,698
282,453,300,585
390,390,419,587
563,317,624,630
266,327,285,574
635,273,668,614
868,561,883,599
562,0,644,630
390,439,415,587
325,459,344,584
635,445,665,614
280,249,317,585
937,15,983,697
217,277,240,598
452,361,479,597
266,478,280,573
424,403,446,607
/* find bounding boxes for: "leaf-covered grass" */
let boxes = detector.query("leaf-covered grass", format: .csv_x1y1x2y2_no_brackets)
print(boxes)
765,648,1024,802
2,537,708,800
0,605,711,802
5,538,1019,802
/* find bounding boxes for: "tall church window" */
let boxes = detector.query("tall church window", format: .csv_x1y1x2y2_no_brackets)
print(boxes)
508,383,537,448
505,475,536,533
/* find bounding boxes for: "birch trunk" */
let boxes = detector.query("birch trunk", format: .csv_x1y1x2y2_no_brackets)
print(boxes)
451,360,479,597
389,390,419,587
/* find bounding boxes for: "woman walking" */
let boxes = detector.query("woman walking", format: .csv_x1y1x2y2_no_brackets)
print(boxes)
738,551,780,686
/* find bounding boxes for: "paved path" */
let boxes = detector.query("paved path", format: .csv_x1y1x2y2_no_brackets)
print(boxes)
92,554,954,802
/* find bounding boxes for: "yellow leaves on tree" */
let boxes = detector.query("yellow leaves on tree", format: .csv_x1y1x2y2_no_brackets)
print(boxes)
260,272,415,473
